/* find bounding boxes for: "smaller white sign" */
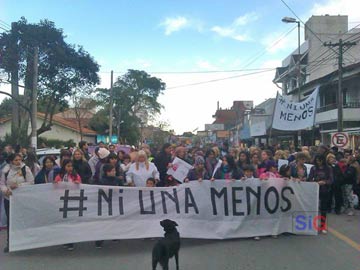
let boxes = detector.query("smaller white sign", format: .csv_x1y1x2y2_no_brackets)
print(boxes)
167,157,193,182
304,164,314,176
278,159,289,171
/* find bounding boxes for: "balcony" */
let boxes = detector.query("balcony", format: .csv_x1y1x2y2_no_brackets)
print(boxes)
316,102,360,124
317,102,360,113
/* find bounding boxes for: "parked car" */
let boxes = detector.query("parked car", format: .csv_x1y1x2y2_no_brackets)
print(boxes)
36,148,61,165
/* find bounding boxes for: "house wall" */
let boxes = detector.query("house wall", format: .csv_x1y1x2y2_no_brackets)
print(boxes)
0,118,96,144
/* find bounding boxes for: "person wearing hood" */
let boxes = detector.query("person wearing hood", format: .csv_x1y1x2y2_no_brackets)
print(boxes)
93,148,110,184
0,153,34,253
126,150,160,187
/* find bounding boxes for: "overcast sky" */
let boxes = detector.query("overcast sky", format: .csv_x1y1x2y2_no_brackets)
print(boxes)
1,0,359,134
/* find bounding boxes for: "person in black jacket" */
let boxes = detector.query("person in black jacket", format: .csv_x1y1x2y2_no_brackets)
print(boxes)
326,153,344,215
153,143,173,186
342,157,359,216
95,164,124,249
72,149,92,184
35,156,57,184
213,154,243,180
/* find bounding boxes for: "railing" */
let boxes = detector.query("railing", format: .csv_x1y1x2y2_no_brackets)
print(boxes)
317,102,360,113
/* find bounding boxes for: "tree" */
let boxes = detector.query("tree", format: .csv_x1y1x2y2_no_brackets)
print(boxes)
95,69,166,145
0,17,100,145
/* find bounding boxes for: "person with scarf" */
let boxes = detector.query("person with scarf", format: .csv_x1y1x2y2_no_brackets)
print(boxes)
0,153,34,253
213,154,242,180
35,156,57,184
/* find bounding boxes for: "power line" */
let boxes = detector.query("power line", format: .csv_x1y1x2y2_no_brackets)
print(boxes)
166,69,275,90
99,67,275,75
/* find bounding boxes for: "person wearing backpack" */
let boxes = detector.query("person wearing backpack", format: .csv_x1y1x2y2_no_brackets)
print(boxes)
0,153,34,253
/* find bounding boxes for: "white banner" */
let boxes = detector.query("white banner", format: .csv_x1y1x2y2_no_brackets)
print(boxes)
167,157,193,182
10,180,319,252
272,87,319,131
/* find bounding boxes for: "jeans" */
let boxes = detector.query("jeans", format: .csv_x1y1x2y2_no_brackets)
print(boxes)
319,190,330,222
342,184,354,210
4,199,9,247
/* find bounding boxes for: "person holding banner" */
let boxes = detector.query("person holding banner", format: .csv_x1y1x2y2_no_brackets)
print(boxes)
35,156,57,184
126,150,160,187
184,156,210,182
259,161,281,180
237,151,250,171
0,153,34,253
289,152,308,181
213,155,242,180
204,149,218,177
308,155,333,234
54,160,81,184
153,143,173,186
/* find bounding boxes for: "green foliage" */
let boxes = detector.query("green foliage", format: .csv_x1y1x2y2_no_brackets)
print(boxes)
89,109,109,134
0,98,13,117
38,137,76,149
94,69,165,145
0,17,100,139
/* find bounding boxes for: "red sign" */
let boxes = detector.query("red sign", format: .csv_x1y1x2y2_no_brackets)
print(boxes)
331,132,349,147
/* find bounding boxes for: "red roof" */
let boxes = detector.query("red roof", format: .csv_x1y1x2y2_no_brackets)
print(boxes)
213,110,237,125
37,113,97,135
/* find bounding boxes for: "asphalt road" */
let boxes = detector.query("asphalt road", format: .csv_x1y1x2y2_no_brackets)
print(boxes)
1,212,359,270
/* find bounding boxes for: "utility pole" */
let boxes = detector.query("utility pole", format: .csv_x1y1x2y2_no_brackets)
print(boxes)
109,70,114,143
30,46,39,149
324,39,356,132
10,22,20,140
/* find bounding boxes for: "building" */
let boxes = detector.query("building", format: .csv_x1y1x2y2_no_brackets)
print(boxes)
0,112,97,144
273,15,360,147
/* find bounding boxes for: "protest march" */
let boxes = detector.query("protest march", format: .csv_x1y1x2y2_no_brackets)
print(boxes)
1,141,359,253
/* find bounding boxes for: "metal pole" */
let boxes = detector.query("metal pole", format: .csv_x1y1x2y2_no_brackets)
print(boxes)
297,21,301,146
31,47,39,149
338,39,343,132
109,70,114,142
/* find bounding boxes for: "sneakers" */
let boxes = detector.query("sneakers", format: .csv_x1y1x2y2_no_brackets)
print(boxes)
254,236,260,241
321,230,328,235
347,210,354,216
3,246,9,253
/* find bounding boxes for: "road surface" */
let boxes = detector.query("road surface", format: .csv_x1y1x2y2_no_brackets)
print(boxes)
0,212,359,270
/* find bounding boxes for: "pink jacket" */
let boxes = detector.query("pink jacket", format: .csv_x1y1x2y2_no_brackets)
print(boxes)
259,171,281,180
54,173,81,184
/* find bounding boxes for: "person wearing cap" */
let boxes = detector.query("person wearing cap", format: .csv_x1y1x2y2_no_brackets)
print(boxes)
126,150,160,187
93,148,111,184
88,147,101,178
259,160,281,180
184,156,210,182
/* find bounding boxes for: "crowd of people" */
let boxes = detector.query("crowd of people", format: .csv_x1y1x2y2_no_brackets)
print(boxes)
1,141,360,252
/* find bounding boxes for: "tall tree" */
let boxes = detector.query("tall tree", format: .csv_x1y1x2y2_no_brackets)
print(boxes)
94,69,166,145
0,17,100,145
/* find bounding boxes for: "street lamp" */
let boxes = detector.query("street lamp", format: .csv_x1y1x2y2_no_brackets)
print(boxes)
282,17,301,102
282,16,301,147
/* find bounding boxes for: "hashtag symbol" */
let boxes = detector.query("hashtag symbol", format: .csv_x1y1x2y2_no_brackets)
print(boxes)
59,189,88,218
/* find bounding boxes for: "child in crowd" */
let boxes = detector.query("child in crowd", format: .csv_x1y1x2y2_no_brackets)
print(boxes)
99,164,124,187
146,177,156,187
241,165,256,180
54,160,81,184
54,159,81,251
259,160,281,180
279,164,291,179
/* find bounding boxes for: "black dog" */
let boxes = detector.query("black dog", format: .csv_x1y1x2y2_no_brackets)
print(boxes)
152,219,180,270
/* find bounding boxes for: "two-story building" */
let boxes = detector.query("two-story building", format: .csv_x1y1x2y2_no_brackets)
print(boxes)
273,15,360,148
